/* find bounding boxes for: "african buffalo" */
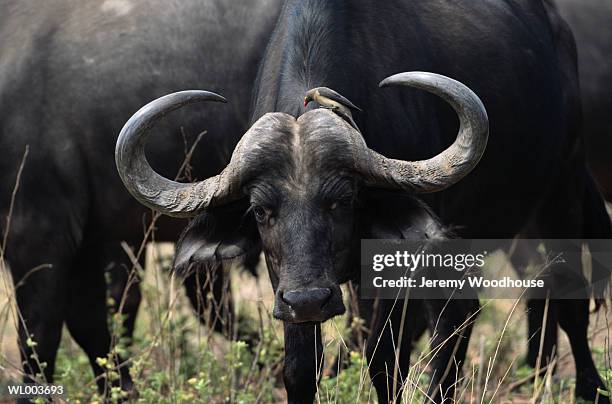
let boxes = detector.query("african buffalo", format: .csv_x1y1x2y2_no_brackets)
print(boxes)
510,0,612,389
0,0,278,397
117,0,610,403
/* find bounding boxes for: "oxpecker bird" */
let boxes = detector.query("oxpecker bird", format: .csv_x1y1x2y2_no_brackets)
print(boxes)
304,87,362,131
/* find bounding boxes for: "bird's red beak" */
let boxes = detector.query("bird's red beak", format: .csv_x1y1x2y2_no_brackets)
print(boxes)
304,97,309,107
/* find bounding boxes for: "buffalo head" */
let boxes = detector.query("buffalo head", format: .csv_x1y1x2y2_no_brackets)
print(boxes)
115,72,488,323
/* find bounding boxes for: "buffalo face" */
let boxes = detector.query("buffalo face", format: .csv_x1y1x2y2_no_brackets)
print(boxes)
115,72,489,324
243,111,362,322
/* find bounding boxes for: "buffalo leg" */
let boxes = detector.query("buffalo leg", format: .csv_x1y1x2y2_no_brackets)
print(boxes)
509,239,560,370
283,323,322,404
4,184,85,403
183,263,233,335
65,243,133,396
509,239,560,369
6,221,72,403
424,298,479,403
523,164,610,402
364,299,421,404
525,299,558,369
582,172,612,306
13,262,67,394
541,239,606,402
105,243,142,343
183,246,259,338
558,299,608,403
560,175,612,402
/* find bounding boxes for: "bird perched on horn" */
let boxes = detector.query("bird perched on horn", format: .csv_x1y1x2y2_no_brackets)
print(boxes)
304,87,362,131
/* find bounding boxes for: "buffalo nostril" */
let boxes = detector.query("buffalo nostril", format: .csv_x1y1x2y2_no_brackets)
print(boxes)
281,288,332,309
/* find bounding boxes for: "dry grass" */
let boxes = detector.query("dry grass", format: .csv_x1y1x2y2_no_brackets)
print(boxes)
0,244,610,403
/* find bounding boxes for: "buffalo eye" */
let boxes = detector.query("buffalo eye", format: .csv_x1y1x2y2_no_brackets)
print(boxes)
329,195,353,211
252,205,268,223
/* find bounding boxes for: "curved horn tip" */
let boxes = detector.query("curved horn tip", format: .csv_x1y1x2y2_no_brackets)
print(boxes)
211,93,228,103
164,90,228,105
379,71,445,88
188,90,228,103
131,90,228,120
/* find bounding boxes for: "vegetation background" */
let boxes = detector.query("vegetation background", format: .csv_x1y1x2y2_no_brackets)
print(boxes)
1,230,611,403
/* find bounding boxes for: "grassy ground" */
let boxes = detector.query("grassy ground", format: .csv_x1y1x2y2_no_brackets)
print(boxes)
0,241,610,403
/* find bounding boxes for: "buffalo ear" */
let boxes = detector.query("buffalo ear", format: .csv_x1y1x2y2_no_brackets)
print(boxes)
361,190,449,240
173,200,261,275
